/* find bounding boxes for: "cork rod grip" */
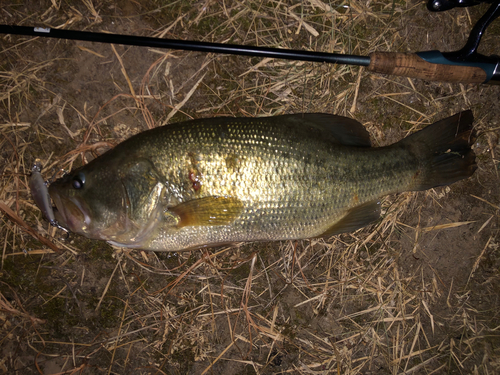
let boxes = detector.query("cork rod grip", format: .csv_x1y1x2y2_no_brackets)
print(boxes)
368,52,487,83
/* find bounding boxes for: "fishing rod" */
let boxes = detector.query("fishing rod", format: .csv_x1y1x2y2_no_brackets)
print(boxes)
1,0,499,84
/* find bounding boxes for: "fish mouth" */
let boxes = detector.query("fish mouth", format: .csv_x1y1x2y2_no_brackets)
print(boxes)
49,191,92,235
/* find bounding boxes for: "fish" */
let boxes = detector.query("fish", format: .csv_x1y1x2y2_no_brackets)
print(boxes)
48,111,476,251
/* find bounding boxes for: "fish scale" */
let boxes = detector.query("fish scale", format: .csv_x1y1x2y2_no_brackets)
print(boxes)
47,112,476,251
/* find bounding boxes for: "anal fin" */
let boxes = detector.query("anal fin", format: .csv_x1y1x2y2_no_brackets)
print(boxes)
318,200,381,238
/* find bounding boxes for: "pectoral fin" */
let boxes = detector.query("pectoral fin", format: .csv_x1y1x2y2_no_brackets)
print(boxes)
318,201,380,237
169,196,243,227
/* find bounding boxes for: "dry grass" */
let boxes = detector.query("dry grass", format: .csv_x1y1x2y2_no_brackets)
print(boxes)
1,1,500,374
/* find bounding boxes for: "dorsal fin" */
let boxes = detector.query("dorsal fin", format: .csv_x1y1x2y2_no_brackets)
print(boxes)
283,113,372,147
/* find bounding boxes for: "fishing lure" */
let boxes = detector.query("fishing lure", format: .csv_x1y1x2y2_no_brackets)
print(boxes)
29,159,69,234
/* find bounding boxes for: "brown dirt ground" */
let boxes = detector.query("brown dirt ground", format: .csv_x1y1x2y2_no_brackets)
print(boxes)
1,1,500,374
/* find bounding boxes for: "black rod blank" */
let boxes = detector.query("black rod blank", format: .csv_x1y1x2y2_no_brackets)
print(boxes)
0,25,371,67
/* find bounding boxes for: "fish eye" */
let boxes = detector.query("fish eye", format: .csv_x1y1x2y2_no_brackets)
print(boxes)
72,173,85,189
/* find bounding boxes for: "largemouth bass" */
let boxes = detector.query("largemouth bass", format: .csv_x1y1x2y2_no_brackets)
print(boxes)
47,112,476,251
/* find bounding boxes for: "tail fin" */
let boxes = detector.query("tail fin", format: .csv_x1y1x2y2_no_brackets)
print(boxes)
401,110,476,191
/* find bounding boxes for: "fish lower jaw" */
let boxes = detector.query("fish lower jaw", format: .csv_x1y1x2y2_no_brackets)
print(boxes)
50,194,92,235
